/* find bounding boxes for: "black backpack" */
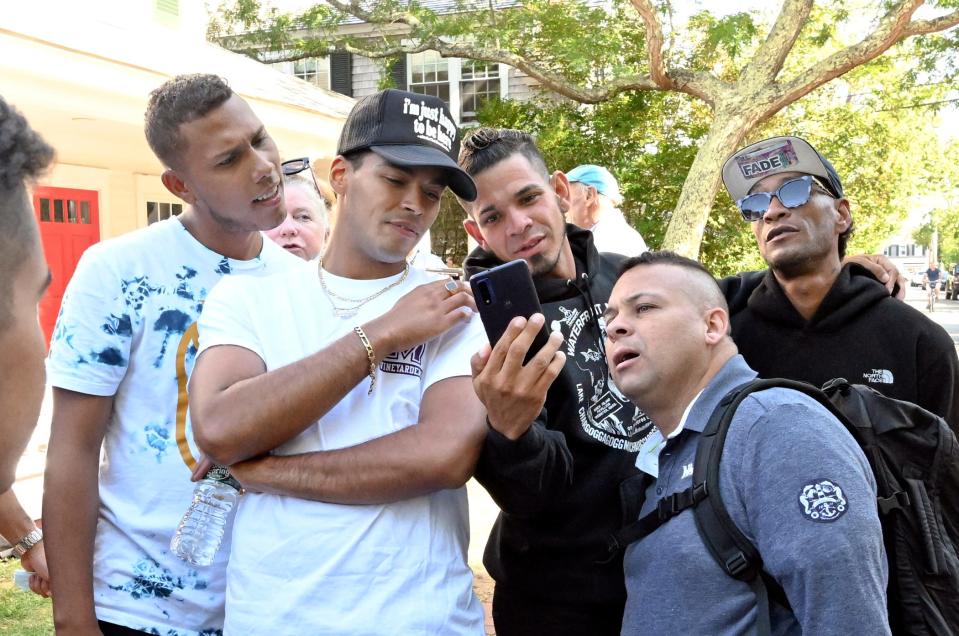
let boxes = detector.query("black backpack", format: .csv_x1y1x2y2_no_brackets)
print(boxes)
609,378,959,636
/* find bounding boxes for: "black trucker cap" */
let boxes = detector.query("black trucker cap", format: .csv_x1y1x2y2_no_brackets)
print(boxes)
337,89,477,201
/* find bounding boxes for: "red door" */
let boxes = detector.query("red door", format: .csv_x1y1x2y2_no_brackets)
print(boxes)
33,187,100,346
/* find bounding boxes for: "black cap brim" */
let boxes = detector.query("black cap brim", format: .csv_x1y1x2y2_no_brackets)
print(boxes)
370,145,477,201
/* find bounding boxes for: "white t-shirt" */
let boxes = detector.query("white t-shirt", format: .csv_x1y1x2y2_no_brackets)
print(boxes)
590,208,648,257
47,218,298,634
197,260,486,635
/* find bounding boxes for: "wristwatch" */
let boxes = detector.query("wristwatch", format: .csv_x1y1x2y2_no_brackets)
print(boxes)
12,527,42,558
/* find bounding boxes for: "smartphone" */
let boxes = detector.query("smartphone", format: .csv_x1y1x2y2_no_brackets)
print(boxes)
470,259,550,363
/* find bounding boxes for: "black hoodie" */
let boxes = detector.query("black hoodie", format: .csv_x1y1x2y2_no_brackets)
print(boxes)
731,264,959,430
465,226,654,613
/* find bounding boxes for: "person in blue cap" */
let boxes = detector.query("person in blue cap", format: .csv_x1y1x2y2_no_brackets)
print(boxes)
566,164,647,256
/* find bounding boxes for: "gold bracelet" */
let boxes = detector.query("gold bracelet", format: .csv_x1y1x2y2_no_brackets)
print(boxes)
353,326,376,395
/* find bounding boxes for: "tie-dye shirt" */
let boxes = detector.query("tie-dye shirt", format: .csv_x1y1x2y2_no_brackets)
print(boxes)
46,217,297,635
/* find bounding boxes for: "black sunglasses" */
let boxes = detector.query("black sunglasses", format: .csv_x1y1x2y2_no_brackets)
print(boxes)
736,175,833,222
281,157,322,198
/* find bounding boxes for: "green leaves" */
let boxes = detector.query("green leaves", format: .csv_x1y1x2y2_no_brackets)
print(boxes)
209,0,959,264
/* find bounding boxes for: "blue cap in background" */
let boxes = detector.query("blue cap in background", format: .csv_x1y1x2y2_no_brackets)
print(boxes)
565,164,622,203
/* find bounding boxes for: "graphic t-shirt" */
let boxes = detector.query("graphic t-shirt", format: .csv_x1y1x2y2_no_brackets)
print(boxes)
198,261,486,635
46,218,298,635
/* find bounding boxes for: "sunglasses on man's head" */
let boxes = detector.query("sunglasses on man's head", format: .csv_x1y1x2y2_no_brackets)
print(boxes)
281,157,322,197
736,175,833,222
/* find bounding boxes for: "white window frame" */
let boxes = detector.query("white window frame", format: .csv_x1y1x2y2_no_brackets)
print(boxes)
271,56,332,91
407,51,509,124
146,200,183,225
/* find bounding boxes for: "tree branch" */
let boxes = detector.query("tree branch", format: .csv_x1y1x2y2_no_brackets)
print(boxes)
772,0,926,114
324,0,424,29
903,8,959,36
628,0,723,104
368,38,666,103
746,0,814,83
630,0,669,88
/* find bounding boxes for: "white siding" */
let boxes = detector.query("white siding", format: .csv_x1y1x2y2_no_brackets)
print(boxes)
507,67,541,102
352,54,382,97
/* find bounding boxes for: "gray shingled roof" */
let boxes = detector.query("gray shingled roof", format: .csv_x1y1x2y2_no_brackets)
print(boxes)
336,1,522,24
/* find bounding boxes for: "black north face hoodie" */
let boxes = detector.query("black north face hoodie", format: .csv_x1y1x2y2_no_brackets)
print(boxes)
465,226,654,613
730,264,959,431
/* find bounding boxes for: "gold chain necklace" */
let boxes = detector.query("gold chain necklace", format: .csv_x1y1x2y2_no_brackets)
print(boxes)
317,258,411,318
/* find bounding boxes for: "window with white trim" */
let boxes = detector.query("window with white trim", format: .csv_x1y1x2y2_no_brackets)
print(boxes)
146,201,183,225
460,59,501,120
409,51,451,102
407,51,507,123
272,56,331,90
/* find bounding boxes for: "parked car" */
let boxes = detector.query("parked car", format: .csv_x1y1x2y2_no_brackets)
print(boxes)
910,271,926,287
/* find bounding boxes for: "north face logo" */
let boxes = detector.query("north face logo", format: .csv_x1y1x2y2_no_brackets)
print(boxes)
863,369,894,384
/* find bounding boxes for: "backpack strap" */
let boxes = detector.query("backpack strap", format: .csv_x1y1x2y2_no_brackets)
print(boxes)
609,378,834,635
606,480,709,554
694,377,847,635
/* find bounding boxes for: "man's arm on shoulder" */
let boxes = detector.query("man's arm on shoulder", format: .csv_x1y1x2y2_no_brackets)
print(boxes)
844,254,905,298
228,375,487,503
190,277,478,466
43,389,114,634
190,337,374,466
730,399,890,635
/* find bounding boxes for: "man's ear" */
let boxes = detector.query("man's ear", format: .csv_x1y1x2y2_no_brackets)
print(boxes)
703,306,730,346
463,217,488,251
329,156,349,197
836,198,852,234
550,170,572,207
160,169,196,205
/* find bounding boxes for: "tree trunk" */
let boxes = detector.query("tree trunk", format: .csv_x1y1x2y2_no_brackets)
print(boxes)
660,106,762,257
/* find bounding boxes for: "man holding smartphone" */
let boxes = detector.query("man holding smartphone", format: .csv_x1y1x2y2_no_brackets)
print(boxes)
455,129,906,635
457,128,650,635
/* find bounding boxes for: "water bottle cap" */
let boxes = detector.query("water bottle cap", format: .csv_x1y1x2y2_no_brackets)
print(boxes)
204,465,241,490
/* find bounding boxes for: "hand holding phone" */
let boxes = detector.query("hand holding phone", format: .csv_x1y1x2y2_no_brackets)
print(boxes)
468,261,567,440
470,260,550,363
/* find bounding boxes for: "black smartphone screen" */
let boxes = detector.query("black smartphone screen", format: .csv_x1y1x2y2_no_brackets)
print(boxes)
470,259,550,363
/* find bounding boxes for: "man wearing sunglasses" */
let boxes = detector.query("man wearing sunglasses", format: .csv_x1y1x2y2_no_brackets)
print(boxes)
721,135,958,430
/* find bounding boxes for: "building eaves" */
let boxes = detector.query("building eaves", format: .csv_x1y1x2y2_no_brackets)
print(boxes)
4,11,355,118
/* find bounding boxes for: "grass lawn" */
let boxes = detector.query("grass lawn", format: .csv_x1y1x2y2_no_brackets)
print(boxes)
0,558,53,635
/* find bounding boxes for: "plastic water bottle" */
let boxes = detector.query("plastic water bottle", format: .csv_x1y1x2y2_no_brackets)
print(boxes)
12,569,32,591
170,465,241,567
